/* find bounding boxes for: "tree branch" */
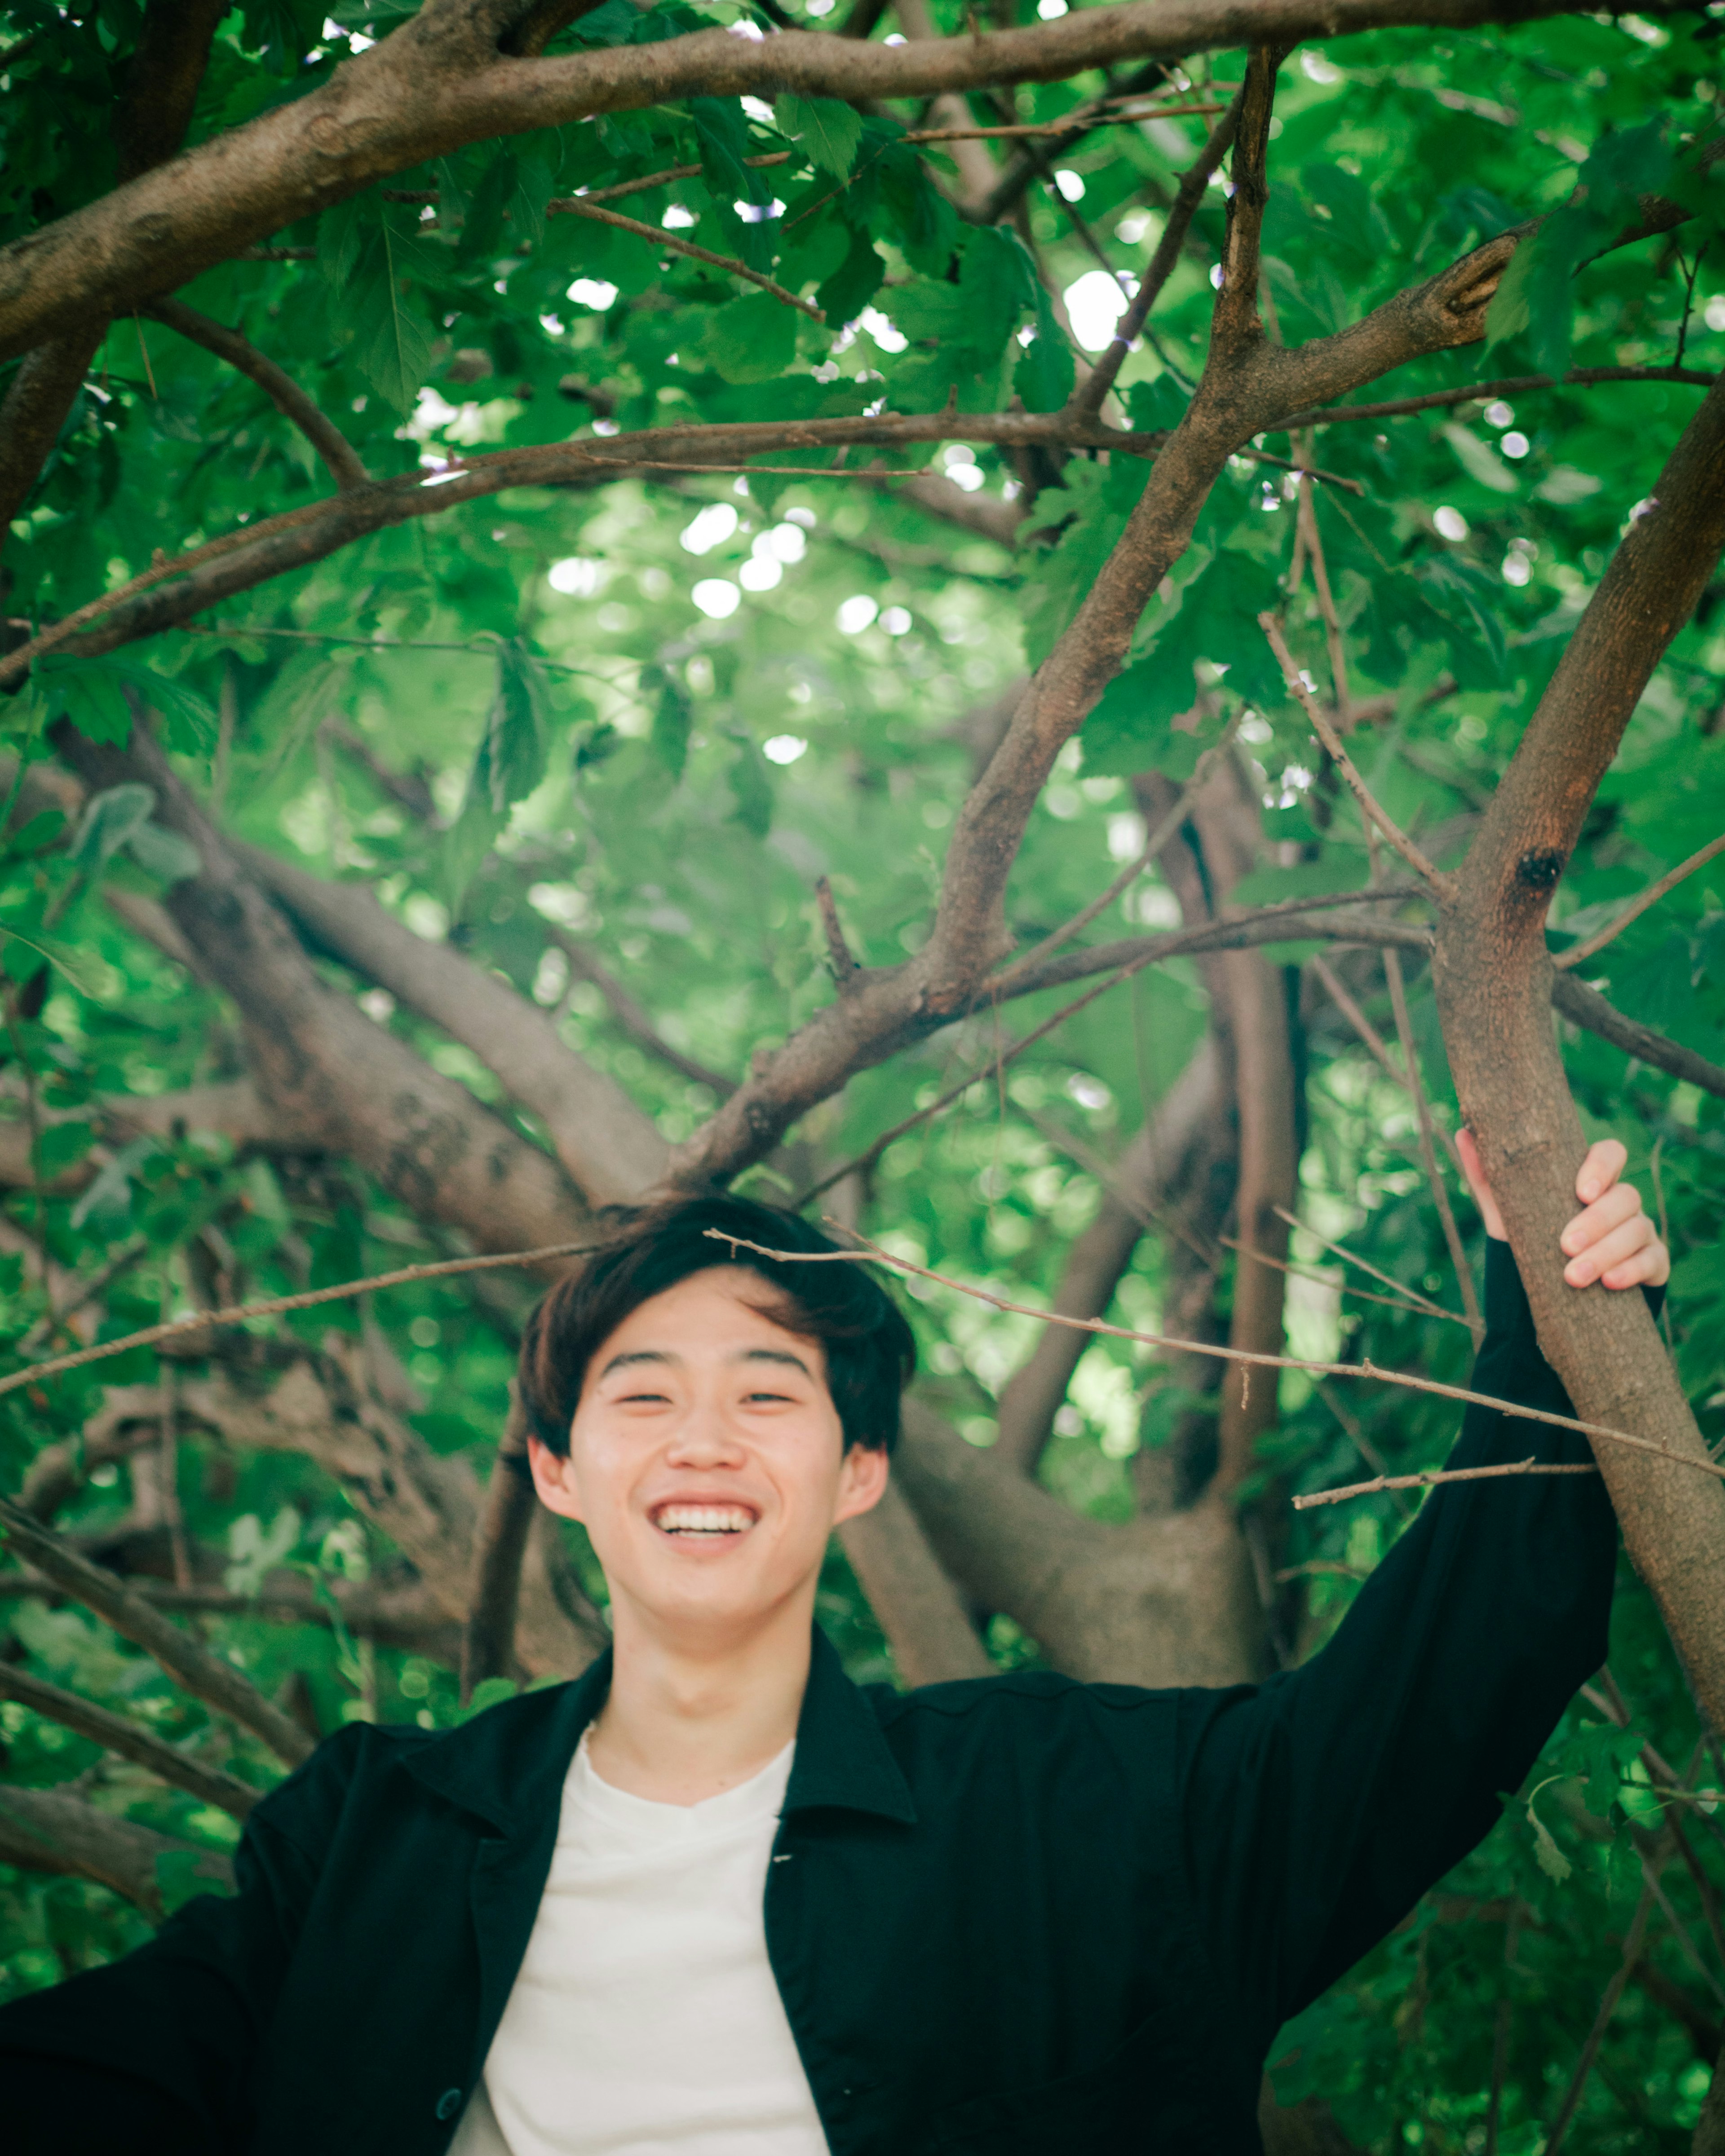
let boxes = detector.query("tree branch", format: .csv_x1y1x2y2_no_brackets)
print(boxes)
1551,970,1725,1100
0,1784,229,1916
142,298,369,491
461,1391,535,1698
1270,364,1721,433
547,928,737,1096
0,1495,316,1767
1074,80,1246,415
1261,614,1456,894
991,1035,1220,1475
0,0,1597,364
1557,829,1725,972
0,1664,261,1819
1293,1458,1598,1508
0,326,106,531
837,1478,994,1684
545,196,824,318
1382,946,1484,1342
52,720,597,1259
239,841,669,1205
1432,370,1725,1735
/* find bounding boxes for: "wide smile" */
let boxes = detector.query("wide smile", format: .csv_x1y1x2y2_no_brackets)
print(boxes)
649,1502,760,1541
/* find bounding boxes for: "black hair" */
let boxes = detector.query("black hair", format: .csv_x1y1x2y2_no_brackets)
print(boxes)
518,1193,916,1456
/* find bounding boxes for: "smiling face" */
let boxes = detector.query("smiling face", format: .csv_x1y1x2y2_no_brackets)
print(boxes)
528,1267,888,1649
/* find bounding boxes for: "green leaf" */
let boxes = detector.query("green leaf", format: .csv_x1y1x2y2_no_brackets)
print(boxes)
1013,298,1074,415
70,783,155,874
1525,1776,1574,1885
726,732,773,837
774,94,862,180
650,676,692,780
691,96,756,208
694,293,798,385
126,820,203,885
959,225,1039,358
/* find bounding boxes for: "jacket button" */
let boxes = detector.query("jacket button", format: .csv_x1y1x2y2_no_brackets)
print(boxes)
435,2088,464,2122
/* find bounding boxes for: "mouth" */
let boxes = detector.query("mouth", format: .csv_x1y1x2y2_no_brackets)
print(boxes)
649,1502,760,1541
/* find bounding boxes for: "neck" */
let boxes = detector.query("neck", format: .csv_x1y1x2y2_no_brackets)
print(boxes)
588,1590,814,1807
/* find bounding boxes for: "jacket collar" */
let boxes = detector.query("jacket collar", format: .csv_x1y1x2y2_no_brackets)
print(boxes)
785,1623,917,1825
399,1623,916,1833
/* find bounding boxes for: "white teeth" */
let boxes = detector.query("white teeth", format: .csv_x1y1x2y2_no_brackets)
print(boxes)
654,1504,755,1535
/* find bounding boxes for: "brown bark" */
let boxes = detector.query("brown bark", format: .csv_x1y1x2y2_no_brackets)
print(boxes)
239,842,668,1206
462,1393,538,1697
142,299,369,492
0,0,1588,364
896,1400,1262,1687
0,327,106,531
1433,373,1725,1734
991,1035,1221,1476
0,1495,316,1767
0,1785,230,1917
838,1479,994,1684
50,720,594,1260
0,1664,260,1819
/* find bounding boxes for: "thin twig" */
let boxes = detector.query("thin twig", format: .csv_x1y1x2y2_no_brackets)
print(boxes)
1382,946,1485,1343
702,1229,1725,1488
1075,79,1246,415
1318,1379,1415,1519
1292,435,1352,722
0,1240,597,1405
1005,711,1243,974
1272,1204,1465,1326
1544,1881,1657,2154
0,1663,260,1819
1293,1459,1599,1509
1223,1233,1453,1325
1557,830,1725,970
545,197,823,320
1310,951,1467,1178
1260,614,1455,897
1269,366,1720,433
815,876,860,983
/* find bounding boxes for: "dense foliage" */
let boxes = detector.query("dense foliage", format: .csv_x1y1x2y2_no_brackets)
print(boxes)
3,1,1725,2148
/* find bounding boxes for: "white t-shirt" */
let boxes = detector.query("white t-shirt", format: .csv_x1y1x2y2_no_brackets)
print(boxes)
449,1733,830,2156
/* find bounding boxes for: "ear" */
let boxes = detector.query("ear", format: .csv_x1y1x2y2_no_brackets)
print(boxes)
832,1441,889,1526
528,1433,587,1524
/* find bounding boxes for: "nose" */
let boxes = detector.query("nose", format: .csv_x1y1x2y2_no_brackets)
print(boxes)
664,1401,746,1469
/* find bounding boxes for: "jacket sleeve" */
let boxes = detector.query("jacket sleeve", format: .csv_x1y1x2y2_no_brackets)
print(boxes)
0,1721,368,2154
1177,1241,1655,2057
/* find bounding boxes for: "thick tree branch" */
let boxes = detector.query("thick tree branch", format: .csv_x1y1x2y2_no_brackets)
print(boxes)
1551,971,1725,1100
142,298,370,491
113,0,231,184
461,1392,536,1697
837,1479,994,1684
0,0,1595,362
0,1784,230,1916
0,326,106,531
1432,371,1725,1734
0,1495,316,1767
238,842,668,1205
51,720,597,1258
0,1664,261,1819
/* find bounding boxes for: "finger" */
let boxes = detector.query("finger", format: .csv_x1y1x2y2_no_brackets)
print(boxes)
1575,1138,1628,1206
1561,1182,1641,1256
1601,1238,1670,1290
1455,1128,1506,1239
1565,1213,1654,1287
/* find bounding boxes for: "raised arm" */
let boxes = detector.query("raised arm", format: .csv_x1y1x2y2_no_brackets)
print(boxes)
1177,1142,1669,2059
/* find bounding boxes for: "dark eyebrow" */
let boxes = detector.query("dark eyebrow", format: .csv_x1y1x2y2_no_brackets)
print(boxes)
597,1348,677,1381
737,1347,813,1378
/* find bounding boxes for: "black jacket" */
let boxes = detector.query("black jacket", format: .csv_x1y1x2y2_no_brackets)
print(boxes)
0,1245,1639,2154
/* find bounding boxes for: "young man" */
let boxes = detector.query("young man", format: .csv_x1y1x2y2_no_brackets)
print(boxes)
1,1140,1670,2155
